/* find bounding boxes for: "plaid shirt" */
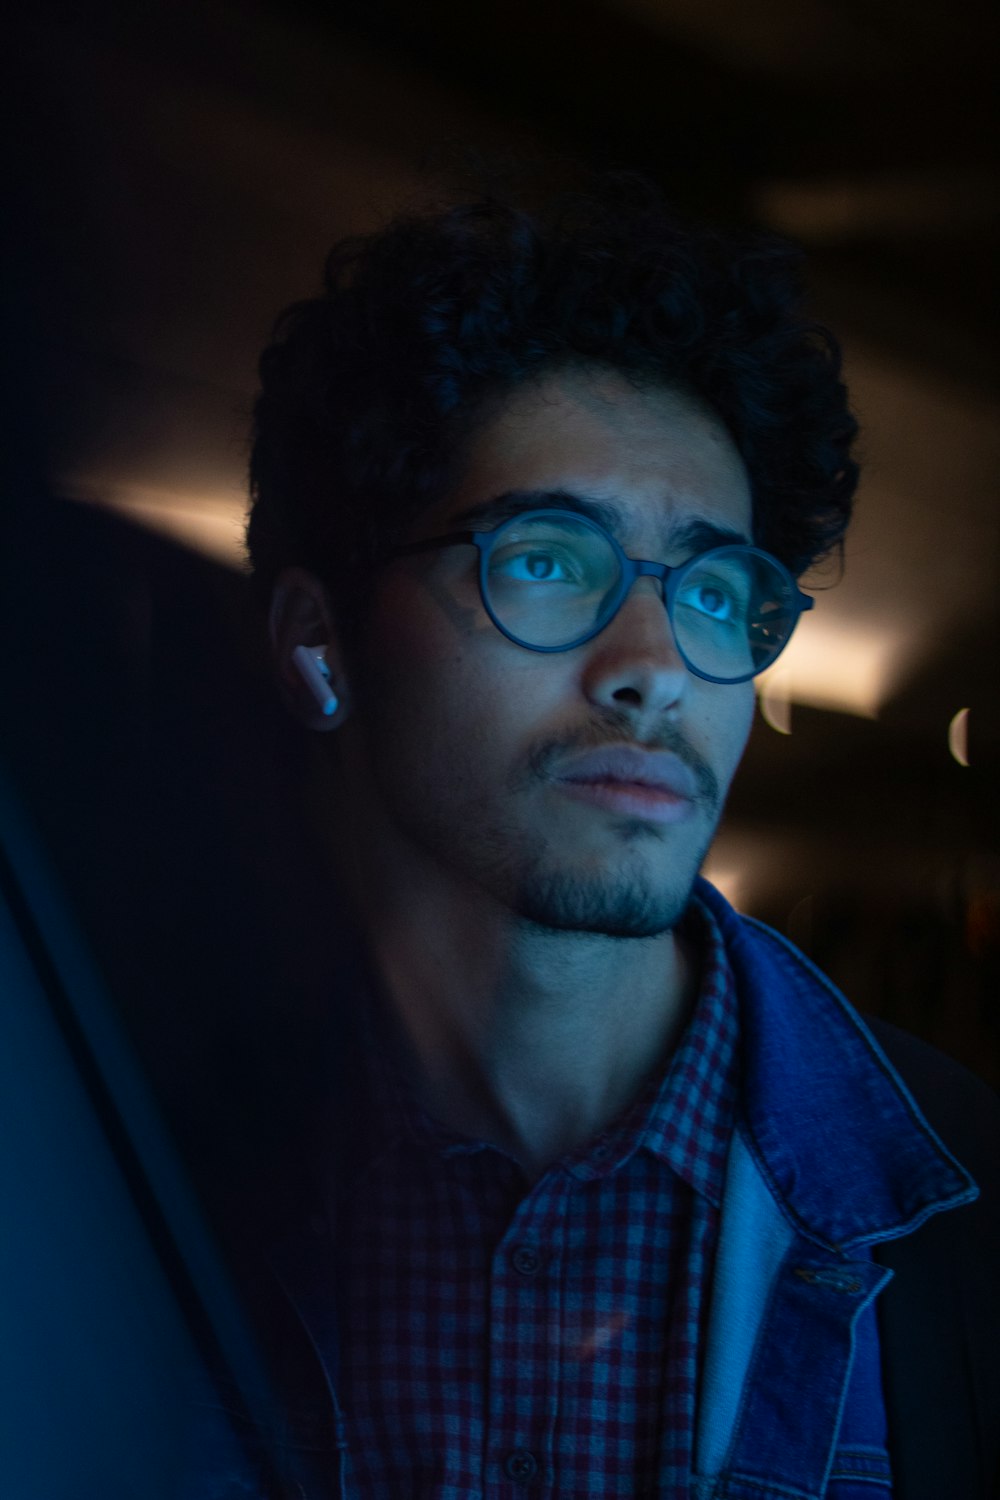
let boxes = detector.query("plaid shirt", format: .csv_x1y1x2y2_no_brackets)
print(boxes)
331,895,739,1498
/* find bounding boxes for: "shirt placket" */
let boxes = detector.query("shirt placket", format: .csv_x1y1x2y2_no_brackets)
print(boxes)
484,1174,569,1497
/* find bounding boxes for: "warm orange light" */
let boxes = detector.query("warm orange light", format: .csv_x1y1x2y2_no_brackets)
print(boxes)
754,612,914,720
68,485,248,571
948,707,970,767
757,679,792,734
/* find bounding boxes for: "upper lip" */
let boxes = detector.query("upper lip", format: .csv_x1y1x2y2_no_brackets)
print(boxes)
554,745,698,799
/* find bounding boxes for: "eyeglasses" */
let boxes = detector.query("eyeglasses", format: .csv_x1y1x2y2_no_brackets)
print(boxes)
391,508,813,684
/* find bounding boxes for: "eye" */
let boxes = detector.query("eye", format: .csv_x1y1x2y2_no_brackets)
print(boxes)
492,547,578,583
678,579,739,621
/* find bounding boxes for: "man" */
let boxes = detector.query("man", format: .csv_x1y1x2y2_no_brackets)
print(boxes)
193,177,1000,1498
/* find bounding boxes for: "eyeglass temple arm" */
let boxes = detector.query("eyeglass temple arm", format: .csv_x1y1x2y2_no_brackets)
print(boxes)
389,530,480,558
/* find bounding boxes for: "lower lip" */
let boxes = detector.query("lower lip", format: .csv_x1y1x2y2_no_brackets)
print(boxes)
554,779,696,825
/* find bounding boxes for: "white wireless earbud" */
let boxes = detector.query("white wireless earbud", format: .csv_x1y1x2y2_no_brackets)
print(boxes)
292,644,339,717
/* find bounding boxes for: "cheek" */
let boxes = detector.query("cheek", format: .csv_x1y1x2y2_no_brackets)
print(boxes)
698,683,755,783
359,577,459,716
363,569,561,730
358,581,503,759
725,686,756,768
364,574,444,670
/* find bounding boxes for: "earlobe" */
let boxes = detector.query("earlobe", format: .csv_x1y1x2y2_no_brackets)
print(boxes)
269,567,349,730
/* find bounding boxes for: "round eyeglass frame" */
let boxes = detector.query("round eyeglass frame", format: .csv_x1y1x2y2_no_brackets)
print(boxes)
391,507,814,684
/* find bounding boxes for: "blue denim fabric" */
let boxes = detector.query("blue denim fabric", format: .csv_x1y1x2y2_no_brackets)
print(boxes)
693,1129,896,1500
690,879,978,1500
178,880,979,1499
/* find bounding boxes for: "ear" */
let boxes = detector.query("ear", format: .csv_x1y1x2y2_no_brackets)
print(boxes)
269,566,352,731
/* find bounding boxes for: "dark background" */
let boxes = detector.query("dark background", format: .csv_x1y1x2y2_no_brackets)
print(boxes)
4,0,999,1147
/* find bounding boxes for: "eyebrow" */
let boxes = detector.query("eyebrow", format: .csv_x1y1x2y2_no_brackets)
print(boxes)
448,488,751,555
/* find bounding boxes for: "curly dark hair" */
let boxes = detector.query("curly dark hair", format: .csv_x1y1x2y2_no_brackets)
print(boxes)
247,174,858,632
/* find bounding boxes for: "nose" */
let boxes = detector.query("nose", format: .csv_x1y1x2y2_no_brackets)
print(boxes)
580,576,690,729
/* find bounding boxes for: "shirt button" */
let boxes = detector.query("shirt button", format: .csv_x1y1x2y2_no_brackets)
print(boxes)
511,1245,541,1277
503,1448,538,1484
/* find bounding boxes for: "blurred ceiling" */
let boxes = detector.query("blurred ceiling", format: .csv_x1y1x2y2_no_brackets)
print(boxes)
6,0,999,849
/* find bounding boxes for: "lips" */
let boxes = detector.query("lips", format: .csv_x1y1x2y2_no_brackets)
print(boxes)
550,744,702,826
554,745,699,800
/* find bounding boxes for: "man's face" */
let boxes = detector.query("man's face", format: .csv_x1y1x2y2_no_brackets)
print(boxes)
339,365,756,938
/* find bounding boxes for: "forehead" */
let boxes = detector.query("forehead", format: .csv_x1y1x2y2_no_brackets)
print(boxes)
438,366,753,552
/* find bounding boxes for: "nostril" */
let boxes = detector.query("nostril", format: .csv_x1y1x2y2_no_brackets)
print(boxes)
612,686,643,705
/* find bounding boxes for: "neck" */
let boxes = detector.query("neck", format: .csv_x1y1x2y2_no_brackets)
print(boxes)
334,828,697,1183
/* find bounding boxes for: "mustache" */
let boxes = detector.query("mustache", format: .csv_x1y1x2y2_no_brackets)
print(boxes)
522,715,721,811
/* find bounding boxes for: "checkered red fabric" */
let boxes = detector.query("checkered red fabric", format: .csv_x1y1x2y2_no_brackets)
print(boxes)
332,895,739,1497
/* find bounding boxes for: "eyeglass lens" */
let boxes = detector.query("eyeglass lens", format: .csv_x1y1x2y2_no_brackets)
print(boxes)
484,514,798,680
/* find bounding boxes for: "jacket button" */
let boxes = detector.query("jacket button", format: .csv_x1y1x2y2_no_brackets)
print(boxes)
503,1448,538,1484
511,1245,541,1276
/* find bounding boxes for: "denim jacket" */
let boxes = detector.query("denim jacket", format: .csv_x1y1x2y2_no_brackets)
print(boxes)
181,879,980,1499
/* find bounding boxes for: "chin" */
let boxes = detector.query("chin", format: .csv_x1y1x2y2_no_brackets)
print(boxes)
509,864,698,939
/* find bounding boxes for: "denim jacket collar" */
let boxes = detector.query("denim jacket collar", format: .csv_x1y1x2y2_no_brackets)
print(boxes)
693,876,977,1252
